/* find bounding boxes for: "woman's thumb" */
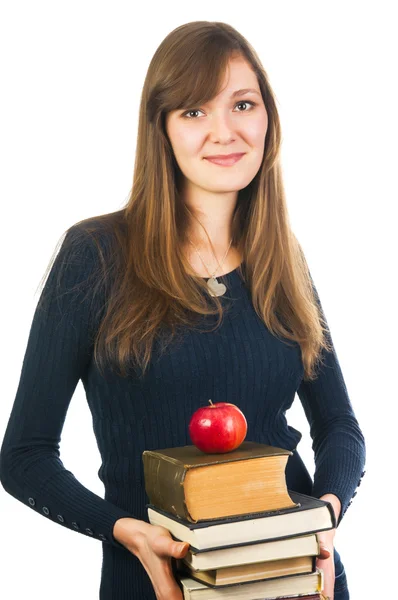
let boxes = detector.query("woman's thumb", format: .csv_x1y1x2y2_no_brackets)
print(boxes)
171,541,190,558
317,543,331,560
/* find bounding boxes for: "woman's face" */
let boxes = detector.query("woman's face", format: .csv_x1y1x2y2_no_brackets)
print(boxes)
165,55,268,196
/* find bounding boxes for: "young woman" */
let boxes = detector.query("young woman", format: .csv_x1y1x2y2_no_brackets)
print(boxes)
0,21,365,600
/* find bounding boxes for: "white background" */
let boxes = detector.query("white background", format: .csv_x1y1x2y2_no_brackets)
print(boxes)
0,1,396,598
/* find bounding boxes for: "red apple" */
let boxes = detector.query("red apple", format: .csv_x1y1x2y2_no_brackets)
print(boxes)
188,399,247,453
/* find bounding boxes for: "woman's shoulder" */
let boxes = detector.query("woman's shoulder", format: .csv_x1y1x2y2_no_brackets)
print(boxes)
47,209,128,291
60,209,128,271
70,208,127,245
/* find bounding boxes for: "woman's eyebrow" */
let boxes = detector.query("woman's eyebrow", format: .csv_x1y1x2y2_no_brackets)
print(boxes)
230,88,261,98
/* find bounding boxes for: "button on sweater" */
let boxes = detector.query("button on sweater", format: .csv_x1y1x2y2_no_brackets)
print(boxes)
0,221,366,599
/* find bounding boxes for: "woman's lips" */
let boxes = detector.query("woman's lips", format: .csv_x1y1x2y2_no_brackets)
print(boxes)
204,153,245,166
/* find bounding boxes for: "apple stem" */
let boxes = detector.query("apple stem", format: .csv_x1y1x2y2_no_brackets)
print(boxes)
208,399,214,407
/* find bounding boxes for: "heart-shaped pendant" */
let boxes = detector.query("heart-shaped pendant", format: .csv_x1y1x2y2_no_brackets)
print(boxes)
207,277,227,297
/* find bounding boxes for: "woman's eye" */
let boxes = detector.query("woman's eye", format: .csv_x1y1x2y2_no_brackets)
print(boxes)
184,109,203,119
182,100,256,119
235,100,256,112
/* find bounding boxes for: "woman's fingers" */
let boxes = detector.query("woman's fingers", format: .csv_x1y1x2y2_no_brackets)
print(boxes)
148,562,184,600
316,554,335,600
139,546,184,600
317,543,331,560
119,521,190,599
314,532,335,598
137,532,190,599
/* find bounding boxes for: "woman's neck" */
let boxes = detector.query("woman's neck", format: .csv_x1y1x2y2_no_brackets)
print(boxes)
183,245,243,277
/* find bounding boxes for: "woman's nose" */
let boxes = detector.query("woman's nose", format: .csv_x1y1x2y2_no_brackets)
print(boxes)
208,112,236,141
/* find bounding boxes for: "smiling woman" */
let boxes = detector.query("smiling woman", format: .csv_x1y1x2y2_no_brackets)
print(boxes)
0,19,364,600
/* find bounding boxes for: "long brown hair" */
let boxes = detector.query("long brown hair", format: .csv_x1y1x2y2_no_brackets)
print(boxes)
39,21,332,382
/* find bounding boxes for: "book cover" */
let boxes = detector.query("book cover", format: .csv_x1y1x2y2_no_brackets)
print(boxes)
142,441,297,522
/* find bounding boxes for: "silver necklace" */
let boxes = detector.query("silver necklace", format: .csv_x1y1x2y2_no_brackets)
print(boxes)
188,236,233,297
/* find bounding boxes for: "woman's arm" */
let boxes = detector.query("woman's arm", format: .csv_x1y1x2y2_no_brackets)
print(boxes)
297,278,366,526
0,224,138,549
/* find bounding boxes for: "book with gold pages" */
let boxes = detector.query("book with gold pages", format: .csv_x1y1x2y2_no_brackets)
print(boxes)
176,533,319,571
177,568,324,599
176,553,316,586
147,491,336,550
142,441,298,522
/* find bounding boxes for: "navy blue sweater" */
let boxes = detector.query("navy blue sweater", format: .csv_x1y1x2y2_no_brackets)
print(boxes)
0,221,366,599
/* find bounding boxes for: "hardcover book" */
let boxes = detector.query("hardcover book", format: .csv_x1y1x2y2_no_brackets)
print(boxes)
178,568,323,599
142,441,298,521
177,533,319,571
147,491,336,550
176,554,316,586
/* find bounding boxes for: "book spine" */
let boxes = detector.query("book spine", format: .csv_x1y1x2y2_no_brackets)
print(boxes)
324,500,337,528
143,452,192,521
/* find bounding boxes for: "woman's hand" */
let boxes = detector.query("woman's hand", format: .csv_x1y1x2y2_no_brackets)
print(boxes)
113,517,190,600
316,529,336,600
317,493,341,600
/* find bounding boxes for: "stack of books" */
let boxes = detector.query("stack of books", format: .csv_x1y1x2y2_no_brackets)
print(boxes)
142,441,335,599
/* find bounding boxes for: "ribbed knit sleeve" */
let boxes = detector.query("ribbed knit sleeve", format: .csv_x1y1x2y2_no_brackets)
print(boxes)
0,225,136,550
297,280,366,527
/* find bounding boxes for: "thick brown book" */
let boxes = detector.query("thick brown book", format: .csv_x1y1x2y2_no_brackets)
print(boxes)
142,441,298,522
176,554,315,586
